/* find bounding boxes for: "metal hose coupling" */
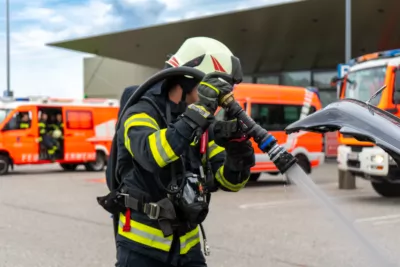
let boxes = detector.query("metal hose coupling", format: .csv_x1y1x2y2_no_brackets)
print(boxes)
258,134,297,174
219,92,297,174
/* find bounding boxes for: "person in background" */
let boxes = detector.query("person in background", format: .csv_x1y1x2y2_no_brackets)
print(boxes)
49,113,64,157
19,113,31,129
38,113,58,160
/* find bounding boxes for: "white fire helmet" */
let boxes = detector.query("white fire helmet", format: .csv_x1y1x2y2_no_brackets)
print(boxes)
52,129,62,139
165,37,243,83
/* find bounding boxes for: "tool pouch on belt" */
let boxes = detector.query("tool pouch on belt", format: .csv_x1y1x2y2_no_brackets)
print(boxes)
96,190,126,215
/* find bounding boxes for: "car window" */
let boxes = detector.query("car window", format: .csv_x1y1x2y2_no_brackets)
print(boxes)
66,110,93,129
3,111,32,131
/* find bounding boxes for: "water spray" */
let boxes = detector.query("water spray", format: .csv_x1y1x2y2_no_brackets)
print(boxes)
219,92,397,267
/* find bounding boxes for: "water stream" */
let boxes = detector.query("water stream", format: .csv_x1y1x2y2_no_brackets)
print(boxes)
286,163,397,267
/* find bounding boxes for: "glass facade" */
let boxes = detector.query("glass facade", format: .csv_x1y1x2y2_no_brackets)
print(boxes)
251,69,337,107
256,75,279,85
282,71,311,87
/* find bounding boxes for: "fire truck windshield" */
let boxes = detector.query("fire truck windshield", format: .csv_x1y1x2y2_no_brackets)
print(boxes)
345,66,387,105
0,109,12,124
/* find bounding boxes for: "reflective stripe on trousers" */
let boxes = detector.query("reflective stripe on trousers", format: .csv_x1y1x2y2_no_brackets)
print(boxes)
118,213,200,254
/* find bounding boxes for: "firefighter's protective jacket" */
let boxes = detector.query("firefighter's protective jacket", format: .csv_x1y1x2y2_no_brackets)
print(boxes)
38,119,49,142
49,121,64,139
116,82,251,266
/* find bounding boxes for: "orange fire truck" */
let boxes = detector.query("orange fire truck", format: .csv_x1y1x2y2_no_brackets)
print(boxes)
334,49,400,197
0,97,118,175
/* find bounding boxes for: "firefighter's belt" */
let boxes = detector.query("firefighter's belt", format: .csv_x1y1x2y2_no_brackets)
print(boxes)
120,194,177,236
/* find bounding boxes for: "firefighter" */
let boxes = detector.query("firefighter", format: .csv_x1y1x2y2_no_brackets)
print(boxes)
19,113,31,129
38,113,57,160
49,113,64,157
112,37,255,267
50,113,64,133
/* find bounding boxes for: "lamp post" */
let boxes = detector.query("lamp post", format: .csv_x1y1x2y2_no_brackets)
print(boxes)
345,0,351,62
4,0,13,97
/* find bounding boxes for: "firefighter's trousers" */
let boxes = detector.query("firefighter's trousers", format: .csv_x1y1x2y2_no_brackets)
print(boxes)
115,244,207,267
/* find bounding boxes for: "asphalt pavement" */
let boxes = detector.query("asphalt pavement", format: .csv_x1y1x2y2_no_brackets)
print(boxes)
0,163,399,267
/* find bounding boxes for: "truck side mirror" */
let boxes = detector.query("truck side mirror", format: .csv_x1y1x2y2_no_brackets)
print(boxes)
330,76,339,87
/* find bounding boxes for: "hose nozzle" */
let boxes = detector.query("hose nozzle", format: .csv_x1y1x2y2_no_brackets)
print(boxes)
220,93,297,174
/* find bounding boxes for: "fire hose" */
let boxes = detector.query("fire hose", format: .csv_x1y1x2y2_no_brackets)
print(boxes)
218,92,297,173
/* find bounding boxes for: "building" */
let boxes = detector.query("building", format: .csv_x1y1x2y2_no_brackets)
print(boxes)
83,57,158,99
48,0,400,106
49,0,400,106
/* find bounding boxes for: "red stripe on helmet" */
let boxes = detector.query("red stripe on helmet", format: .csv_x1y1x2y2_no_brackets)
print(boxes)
210,55,226,72
167,56,179,67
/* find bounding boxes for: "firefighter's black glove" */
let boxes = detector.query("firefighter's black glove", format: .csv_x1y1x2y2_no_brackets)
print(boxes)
211,119,248,148
224,140,255,172
197,73,234,114
181,104,215,133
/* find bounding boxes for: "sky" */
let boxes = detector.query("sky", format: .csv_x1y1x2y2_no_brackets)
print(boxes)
0,0,294,98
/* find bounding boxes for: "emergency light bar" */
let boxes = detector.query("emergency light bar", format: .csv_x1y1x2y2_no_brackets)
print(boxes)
349,48,400,66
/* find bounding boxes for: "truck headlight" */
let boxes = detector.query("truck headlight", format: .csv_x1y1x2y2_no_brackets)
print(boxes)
371,154,384,164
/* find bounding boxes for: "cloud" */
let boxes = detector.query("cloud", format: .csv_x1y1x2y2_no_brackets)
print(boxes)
0,0,123,97
0,0,293,98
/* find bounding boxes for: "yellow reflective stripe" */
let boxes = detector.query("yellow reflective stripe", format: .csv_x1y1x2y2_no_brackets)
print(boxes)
148,129,179,167
179,226,200,254
123,113,160,156
38,122,45,127
124,113,159,130
215,165,249,192
190,140,197,146
118,213,173,252
196,105,209,113
200,82,220,95
20,123,30,128
208,140,225,159
188,104,211,118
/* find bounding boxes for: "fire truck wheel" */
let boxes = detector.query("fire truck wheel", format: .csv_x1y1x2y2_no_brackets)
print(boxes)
0,155,10,175
371,181,400,198
85,151,106,172
59,163,78,171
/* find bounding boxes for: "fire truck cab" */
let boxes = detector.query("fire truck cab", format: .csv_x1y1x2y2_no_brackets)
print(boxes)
0,97,119,175
334,49,400,197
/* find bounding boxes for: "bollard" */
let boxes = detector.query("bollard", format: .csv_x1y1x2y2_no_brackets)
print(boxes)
338,170,356,189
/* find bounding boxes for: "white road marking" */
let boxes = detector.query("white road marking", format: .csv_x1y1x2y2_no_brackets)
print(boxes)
372,218,400,226
238,200,301,209
239,193,371,209
355,214,400,223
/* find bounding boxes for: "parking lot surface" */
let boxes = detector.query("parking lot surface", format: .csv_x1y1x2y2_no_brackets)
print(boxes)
1,163,399,267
